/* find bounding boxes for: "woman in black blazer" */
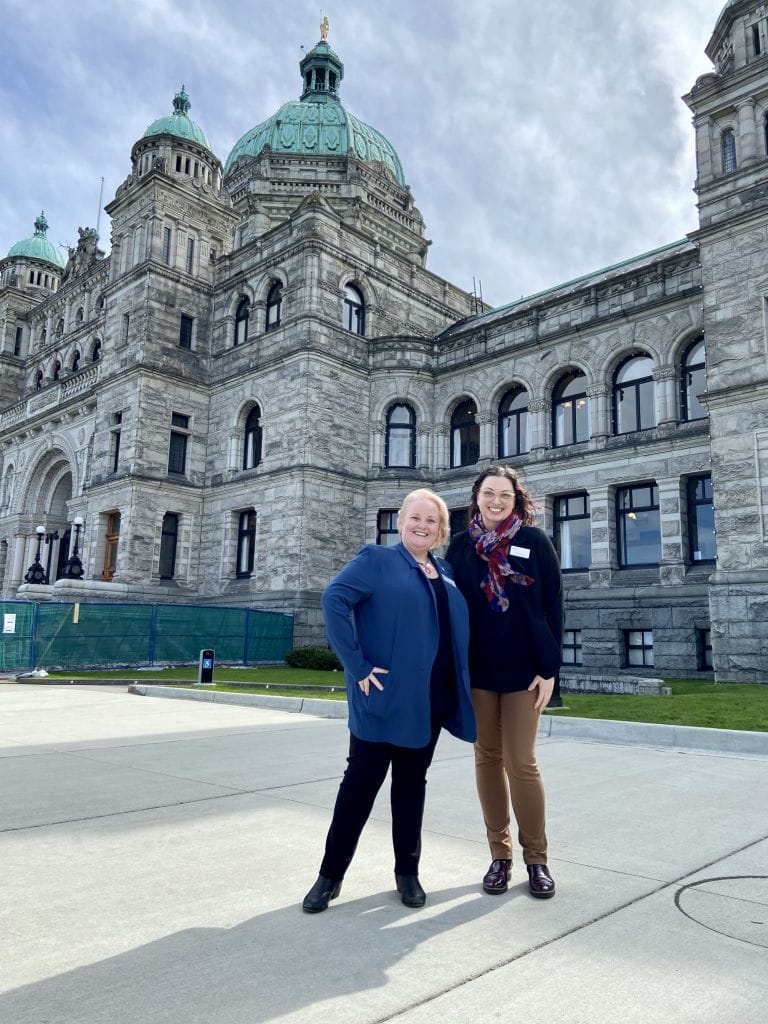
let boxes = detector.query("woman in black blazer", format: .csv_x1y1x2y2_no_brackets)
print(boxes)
446,465,562,899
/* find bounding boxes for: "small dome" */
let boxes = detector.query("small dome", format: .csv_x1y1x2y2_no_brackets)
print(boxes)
7,212,66,268
142,86,212,150
225,37,405,185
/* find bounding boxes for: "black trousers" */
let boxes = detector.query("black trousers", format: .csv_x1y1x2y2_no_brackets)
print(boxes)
319,724,442,880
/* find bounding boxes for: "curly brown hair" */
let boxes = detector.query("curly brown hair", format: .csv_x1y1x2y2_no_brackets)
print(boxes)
467,465,536,526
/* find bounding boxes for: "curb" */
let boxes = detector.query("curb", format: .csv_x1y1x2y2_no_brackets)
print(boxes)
129,684,768,756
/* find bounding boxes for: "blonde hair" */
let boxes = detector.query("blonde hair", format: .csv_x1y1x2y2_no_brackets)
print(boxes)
396,488,450,548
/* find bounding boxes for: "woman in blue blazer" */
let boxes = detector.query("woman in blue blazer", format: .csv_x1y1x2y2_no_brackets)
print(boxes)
303,489,476,913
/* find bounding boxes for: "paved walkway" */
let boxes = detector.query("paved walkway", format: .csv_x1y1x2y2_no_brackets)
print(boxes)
0,685,765,1023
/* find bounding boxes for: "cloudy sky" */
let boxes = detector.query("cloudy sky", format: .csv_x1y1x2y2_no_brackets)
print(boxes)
0,0,722,305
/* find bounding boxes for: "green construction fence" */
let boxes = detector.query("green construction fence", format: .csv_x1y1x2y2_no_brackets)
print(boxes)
0,600,293,671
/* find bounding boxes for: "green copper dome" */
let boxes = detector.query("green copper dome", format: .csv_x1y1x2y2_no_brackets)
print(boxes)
225,38,406,185
142,86,212,150
8,212,66,268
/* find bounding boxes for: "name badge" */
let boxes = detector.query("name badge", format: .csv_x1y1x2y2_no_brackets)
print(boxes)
508,545,530,559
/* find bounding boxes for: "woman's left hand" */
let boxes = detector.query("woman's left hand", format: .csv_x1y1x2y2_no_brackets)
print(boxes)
528,674,555,710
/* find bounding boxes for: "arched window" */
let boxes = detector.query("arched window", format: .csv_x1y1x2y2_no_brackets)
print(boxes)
343,283,365,335
552,371,590,446
681,336,707,421
265,281,282,332
498,386,530,457
76,307,84,323
243,405,262,470
34,369,43,391
71,351,80,372
234,297,250,346
53,361,61,381
91,340,101,362
55,318,64,336
385,404,416,468
721,128,737,174
612,355,655,434
451,399,479,468
159,513,179,579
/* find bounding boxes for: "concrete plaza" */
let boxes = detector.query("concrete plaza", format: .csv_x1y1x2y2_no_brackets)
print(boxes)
0,684,765,1023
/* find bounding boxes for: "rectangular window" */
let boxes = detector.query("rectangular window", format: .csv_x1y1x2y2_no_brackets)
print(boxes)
168,413,190,475
159,512,179,579
14,326,22,356
687,475,716,563
102,511,120,581
697,627,713,670
179,314,194,349
236,509,256,576
449,508,468,540
562,629,583,666
753,24,761,57
553,493,591,570
121,312,130,346
186,237,195,274
162,226,172,264
377,509,400,547
624,629,654,668
616,483,661,567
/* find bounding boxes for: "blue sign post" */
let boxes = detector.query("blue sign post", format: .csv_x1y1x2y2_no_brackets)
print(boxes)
197,648,215,686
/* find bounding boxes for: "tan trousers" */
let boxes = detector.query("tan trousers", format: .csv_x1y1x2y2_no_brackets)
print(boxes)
472,688,548,864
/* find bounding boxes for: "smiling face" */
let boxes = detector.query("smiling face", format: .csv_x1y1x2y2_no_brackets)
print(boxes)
399,497,441,559
476,474,518,530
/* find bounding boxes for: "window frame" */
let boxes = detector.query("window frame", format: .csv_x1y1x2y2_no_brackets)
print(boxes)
616,483,661,568
450,399,480,468
498,385,530,457
680,336,707,422
697,627,713,670
687,474,716,564
562,629,583,666
168,413,190,476
612,355,656,435
236,509,257,577
721,128,737,174
243,406,263,470
234,297,250,346
552,371,590,447
553,492,592,571
624,629,654,668
384,403,416,468
376,509,400,547
265,281,282,332
179,314,194,350
159,512,179,579
343,283,365,335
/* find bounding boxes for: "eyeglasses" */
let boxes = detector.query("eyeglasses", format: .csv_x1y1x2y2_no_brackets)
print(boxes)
479,489,515,501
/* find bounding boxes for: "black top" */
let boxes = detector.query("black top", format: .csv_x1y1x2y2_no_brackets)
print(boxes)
445,526,563,693
428,572,457,718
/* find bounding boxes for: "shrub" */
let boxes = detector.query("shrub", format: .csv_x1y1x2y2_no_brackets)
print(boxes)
285,646,342,671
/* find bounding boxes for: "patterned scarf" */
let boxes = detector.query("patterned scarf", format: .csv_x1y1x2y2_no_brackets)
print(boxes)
469,511,534,612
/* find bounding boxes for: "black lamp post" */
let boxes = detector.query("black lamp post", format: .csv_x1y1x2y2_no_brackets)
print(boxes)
63,517,85,579
44,529,59,584
24,525,46,584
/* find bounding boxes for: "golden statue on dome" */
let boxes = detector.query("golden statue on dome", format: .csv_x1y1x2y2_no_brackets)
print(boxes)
320,15,329,40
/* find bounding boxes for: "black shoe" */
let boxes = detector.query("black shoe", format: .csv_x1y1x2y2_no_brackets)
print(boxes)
395,873,426,908
482,858,512,895
527,864,555,899
302,875,342,913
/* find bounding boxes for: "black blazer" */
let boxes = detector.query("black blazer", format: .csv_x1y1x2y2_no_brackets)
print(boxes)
445,526,563,692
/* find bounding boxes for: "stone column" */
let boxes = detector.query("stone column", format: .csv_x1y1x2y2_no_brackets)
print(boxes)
587,383,610,439
658,476,686,585
477,413,495,461
435,426,449,472
654,365,678,426
11,534,26,586
529,399,550,452
588,486,613,587
695,115,714,186
738,98,757,165
417,424,431,471
371,424,384,470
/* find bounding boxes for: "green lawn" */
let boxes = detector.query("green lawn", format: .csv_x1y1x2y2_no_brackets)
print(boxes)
44,668,768,732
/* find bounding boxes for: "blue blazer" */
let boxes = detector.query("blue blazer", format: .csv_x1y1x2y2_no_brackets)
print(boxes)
321,543,477,748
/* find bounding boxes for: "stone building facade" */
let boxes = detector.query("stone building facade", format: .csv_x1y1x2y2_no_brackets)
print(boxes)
0,3,766,681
